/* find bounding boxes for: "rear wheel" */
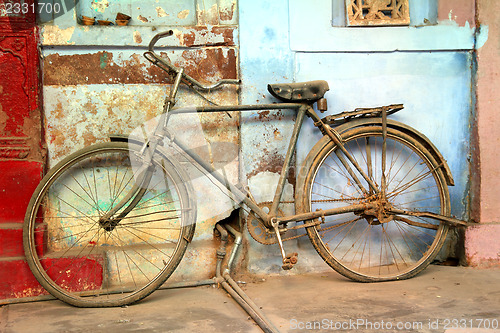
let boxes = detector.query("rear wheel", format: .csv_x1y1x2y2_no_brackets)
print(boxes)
299,126,450,282
23,142,195,307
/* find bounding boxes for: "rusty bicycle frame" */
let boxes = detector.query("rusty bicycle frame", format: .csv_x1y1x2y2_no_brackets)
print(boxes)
104,30,468,268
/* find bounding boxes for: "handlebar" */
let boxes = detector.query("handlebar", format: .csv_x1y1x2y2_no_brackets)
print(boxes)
146,30,241,91
148,30,174,52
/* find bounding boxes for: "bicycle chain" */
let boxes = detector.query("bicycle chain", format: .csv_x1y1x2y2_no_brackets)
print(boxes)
246,198,363,244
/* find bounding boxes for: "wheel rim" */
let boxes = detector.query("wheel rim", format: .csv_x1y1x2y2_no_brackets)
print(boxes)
307,129,449,281
25,145,190,305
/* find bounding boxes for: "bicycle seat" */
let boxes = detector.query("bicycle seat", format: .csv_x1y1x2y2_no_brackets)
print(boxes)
268,80,329,102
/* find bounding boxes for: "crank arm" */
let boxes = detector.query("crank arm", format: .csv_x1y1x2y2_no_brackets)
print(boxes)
389,208,470,227
271,219,299,270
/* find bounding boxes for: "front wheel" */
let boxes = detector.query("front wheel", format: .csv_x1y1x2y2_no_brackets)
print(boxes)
23,142,196,307
297,126,450,282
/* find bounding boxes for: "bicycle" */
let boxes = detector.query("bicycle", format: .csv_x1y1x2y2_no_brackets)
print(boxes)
23,30,468,307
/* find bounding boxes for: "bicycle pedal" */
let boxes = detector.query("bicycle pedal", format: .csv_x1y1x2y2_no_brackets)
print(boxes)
281,252,298,270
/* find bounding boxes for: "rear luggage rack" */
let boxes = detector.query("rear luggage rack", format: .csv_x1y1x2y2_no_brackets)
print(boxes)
322,104,404,126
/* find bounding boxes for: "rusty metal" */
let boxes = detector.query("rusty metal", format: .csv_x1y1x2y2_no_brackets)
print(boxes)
389,208,471,227
271,219,288,265
317,98,328,112
381,105,388,198
247,202,284,245
282,252,298,270
321,104,404,126
276,203,378,224
269,105,306,219
267,80,329,102
309,107,380,193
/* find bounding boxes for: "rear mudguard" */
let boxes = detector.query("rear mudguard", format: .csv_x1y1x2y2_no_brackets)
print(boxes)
299,118,454,190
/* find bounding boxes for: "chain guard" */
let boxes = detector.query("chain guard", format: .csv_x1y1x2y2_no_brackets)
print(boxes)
247,199,364,244
247,203,284,245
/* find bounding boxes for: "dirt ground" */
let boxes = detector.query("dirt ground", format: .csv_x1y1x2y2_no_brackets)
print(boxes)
1,265,499,333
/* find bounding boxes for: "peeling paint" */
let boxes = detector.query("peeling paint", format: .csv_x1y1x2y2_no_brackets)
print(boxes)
99,53,108,69
0,108,8,133
43,48,237,85
177,26,235,47
43,85,239,166
437,0,476,27
177,9,190,20
197,3,219,25
137,15,149,23
133,31,142,44
219,1,236,21
42,26,76,45
91,0,110,14
35,0,243,285
476,25,489,49
156,6,168,18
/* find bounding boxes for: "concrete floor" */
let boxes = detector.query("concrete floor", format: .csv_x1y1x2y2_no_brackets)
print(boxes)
1,266,499,333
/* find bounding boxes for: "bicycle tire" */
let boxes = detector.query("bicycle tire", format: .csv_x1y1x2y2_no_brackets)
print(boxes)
23,142,196,307
297,126,450,282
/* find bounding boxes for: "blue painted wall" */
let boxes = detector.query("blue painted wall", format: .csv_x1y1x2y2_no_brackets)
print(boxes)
240,0,475,273
40,0,477,277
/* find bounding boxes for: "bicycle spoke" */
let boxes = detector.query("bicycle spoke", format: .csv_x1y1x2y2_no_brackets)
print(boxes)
305,128,449,281
25,144,194,306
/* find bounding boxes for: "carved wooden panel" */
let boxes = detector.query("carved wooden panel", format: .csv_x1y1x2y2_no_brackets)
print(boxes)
347,0,410,26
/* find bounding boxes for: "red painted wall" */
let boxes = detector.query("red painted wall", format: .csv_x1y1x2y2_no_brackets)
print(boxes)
0,0,45,301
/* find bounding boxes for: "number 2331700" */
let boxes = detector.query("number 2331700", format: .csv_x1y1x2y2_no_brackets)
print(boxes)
440,318,499,330
2,2,61,15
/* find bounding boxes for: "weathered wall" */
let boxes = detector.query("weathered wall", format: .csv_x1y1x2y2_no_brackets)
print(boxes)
465,0,500,267
239,0,480,275
0,0,239,302
0,1,45,301
2,0,496,303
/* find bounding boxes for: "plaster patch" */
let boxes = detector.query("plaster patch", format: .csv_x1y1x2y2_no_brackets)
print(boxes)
42,26,76,45
248,171,294,203
133,31,142,44
476,25,489,49
156,7,168,17
91,0,109,13
137,15,149,23
0,109,7,133
177,9,189,19
448,10,456,22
